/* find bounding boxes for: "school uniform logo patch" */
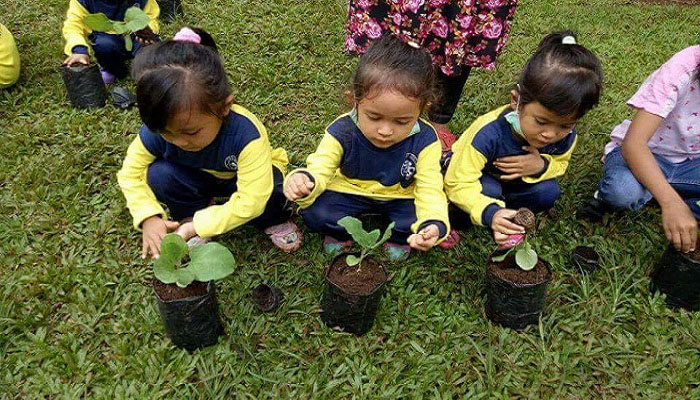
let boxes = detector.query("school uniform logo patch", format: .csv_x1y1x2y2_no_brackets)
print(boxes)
400,153,418,188
224,155,238,171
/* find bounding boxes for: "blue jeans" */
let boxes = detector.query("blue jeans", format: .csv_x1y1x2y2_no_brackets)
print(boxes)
90,32,145,79
146,160,291,229
597,147,700,218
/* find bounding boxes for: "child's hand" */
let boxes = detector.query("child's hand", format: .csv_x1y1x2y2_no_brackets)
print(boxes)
662,201,698,253
141,216,180,259
135,27,157,46
63,53,90,66
494,146,546,180
407,224,440,251
175,221,197,242
491,208,525,238
284,172,315,201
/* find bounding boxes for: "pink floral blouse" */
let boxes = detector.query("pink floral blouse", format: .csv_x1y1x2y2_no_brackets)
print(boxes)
345,0,518,76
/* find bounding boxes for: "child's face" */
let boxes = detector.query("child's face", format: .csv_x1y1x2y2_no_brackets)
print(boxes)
511,91,579,149
356,89,422,149
160,98,233,152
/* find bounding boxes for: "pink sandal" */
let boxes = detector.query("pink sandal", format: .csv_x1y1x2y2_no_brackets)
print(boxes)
439,229,461,249
264,221,303,253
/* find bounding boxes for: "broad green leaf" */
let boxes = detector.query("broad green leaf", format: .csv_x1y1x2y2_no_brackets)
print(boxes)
153,234,187,284
174,269,196,288
153,262,178,284
124,35,132,51
112,21,129,35
346,254,361,266
187,243,236,282
83,13,113,32
373,221,395,249
338,216,376,249
515,242,537,271
123,6,150,32
491,248,514,263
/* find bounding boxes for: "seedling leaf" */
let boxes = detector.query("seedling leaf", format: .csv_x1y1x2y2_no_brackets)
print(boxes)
346,254,361,266
174,268,196,288
338,216,376,249
515,242,537,271
124,34,132,51
123,6,150,31
188,242,236,281
84,13,113,32
373,221,395,249
491,247,514,263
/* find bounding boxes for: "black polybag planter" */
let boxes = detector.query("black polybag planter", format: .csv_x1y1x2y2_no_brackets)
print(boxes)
486,256,552,330
650,245,700,311
60,63,108,109
153,281,224,351
320,254,387,336
157,0,183,23
570,246,599,274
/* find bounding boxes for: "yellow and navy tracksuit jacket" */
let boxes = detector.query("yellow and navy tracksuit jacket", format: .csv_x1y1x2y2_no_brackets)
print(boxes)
0,23,19,88
444,105,577,227
62,0,160,56
288,111,450,241
117,104,288,238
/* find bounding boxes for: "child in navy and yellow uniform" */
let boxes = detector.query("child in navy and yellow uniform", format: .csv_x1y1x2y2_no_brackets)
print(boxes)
62,0,159,84
0,23,20,89
117,28,302,259
284,36,449,260
444,31,604,248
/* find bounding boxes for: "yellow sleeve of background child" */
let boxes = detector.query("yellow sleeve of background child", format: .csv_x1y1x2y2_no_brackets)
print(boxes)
411,140,450,242
286,133,344,208
143,0,160,34
62,0,91,56
522,136,578,183
116,136,166,231
0,24,20,88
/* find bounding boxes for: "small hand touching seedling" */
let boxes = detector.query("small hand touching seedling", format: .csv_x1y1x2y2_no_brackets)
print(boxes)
492,208,538,271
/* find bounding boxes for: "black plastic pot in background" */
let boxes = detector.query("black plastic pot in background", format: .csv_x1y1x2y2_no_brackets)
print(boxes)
320,254,387,336
60,63,108,109
157,0,183,23
650,245,700,311
486,258,552,330
571,246,599,274
153,281,224,352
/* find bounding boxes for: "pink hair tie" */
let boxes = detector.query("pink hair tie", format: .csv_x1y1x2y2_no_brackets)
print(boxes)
173,27,201,44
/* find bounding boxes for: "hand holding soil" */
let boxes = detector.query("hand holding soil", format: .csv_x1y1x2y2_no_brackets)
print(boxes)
661,200,697,253
491,208,525,240
63,53,90,66
284,172,314,201
141,216,180,259
493,146,545,181
407,224,440,251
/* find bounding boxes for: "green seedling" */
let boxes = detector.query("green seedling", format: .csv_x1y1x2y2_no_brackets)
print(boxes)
337,216,395,270
84,6,150,51
153,234,236,288
492,239,538,271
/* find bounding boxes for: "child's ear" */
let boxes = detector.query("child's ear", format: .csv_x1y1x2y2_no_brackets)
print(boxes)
510,89,519,111
220,95,235,116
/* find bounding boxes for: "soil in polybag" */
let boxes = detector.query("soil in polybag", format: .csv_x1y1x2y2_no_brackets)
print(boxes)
60,63,107,109
650,245,700,311
486,253,552,330
153,280,224,351
321,254,387,336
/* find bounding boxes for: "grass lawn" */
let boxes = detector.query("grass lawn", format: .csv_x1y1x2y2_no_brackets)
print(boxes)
2,0,700,398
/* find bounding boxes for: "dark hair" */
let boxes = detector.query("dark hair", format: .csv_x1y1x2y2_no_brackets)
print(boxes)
131,27,230,133
517,30,604,119
353,35,439,109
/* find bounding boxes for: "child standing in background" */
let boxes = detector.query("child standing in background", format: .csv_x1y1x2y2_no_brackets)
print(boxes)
284,35,449,261
579,44,700,254
444,31,603,248
117,28,302,259
62,0,160,84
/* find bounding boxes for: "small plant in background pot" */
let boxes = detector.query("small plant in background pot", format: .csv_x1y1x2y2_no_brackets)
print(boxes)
83,6,152,51
485,208,553,330
152,234,235,351
320,217,394,336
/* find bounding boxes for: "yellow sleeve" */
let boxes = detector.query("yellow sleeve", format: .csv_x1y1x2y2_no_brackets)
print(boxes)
286,132,344,209
444,139,504,227
193,138,273,238
116,136,167,230
411,140,450,241
522,136,578,183
143,0,160,34
0,24,20,88
62,0,91,56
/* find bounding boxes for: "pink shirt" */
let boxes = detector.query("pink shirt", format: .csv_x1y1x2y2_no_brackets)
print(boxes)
605,45,700,163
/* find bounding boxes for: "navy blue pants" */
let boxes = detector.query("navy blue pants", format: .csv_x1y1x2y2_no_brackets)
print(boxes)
147,160,291,229
89,32,145,79
300,191,416,244
450,174,561,229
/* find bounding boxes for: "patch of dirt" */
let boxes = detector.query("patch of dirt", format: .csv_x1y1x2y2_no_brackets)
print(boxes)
153,279,208,301
513,208,536,232
488,253,551,285
327,255,387,296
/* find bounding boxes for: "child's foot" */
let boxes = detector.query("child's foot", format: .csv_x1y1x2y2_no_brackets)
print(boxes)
439,229,461,249
384,242,411,261
434,125,456,153
576,192,609,222
100,68,116,85
323,236,354,256
186,235,209,248
264,221,302,253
